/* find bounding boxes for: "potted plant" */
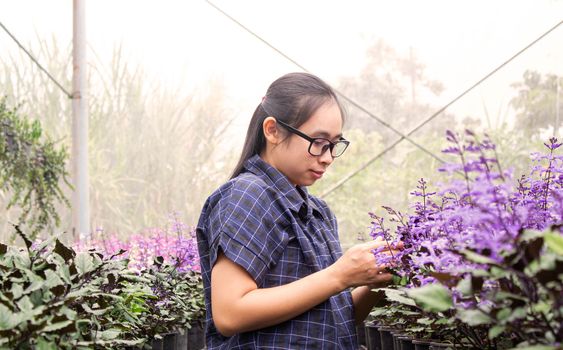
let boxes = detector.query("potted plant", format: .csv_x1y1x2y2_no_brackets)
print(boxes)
367,132,562,349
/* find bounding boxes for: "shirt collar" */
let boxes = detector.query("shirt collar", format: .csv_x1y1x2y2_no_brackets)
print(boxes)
243,155,322,219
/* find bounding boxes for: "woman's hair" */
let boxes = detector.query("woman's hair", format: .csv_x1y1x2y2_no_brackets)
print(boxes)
230,72,346,179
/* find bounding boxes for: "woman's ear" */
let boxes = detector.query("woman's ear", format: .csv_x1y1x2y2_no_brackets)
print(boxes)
263,117,281,145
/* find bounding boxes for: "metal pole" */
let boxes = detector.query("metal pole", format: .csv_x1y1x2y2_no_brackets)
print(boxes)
409,46,416,104
72,0,90,241
556,76,560,136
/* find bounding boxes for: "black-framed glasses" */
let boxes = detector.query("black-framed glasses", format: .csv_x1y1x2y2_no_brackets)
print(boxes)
276,119,350,158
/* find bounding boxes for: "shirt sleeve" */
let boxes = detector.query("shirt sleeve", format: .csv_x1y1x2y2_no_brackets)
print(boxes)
207,177,290,286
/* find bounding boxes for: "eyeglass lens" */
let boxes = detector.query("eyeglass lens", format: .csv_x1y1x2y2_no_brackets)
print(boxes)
310,139,347,157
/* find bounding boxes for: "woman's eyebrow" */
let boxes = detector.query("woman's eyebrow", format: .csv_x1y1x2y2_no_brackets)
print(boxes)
311,130,343,139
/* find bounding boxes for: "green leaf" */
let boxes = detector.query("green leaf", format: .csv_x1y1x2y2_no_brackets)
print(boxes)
58,265,72,284
81,304,111,316
456,308,492,326
505,307,527,322
496,291,528,302
59,306,77,321
23,266,44,282
44,269,64,289
416,317,434,325
119,273,152,283
496,308,511,321
544,232,563,255
31,120,42,139
42,320,73,332
461,249,497,264
369,307,387,317
35,338,57,350
0,304,20,330
530,301,550,314
519,229,543,242
490,266,509,279
16,295,34,313
488,325,505,339
456,276,472,296
99,329,121,340
406,326,425,332
23,279,44,294
390,274,408,286
380,288,417,306
11,283,24,299
74,252,93,275
406,284,453,312
54,239,75,262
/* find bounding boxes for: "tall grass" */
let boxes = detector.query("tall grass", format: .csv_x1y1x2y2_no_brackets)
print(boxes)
0,38,236,241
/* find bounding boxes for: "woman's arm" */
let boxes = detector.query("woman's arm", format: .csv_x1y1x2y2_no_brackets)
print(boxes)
211,239,391,337
351,286,387,325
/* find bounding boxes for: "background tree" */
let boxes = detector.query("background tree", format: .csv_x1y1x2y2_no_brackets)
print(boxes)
337,39,446,141
312,40,546,247
510,70,562,136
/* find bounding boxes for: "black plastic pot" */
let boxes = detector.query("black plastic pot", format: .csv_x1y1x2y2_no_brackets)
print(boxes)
175,329,188,350
378,327,397,350
151,333,178,350
399,336,415,350
391,331,401,350
151,337,163,350
148,320,205,350
357,323,367,347
186,321,205,350
411,339,432,350
364,322,381,350
428,341,454,350
163,333,176,349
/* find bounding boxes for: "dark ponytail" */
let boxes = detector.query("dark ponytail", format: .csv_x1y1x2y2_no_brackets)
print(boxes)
230,72,345,179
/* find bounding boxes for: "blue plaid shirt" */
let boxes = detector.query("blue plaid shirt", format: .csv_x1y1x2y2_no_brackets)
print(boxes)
196,155,358,349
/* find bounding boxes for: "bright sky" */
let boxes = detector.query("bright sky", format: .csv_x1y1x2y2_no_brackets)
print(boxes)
1,0,562,130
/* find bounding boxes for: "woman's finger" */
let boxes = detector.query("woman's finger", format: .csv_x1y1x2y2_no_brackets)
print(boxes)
363,239,404,252
362,239,388,250
369,272,394,286
376,249,402,256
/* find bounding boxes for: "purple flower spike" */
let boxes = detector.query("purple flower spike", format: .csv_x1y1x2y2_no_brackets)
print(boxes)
75,214,200,272
367,132,563,291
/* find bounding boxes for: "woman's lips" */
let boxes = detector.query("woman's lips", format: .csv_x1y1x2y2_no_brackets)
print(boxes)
310,170,325,179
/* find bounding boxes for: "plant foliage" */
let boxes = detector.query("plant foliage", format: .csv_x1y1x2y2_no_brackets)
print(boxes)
0,227,204,349
0,98,69,239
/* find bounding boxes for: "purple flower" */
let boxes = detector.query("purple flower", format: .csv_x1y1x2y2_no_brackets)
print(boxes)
75,214,200,272
369,131,563,293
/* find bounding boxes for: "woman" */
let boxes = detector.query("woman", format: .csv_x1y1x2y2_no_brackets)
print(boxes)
196,72,400,349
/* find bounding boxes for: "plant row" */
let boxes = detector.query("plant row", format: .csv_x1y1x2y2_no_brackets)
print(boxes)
0,223,204,349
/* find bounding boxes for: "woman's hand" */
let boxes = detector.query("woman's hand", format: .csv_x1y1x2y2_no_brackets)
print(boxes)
328,237,403,290
210,238,402,336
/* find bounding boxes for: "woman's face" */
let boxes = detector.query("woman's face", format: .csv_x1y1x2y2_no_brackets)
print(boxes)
269,100,344,187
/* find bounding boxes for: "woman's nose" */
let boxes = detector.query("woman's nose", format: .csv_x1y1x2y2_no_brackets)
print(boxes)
319,148,334,165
